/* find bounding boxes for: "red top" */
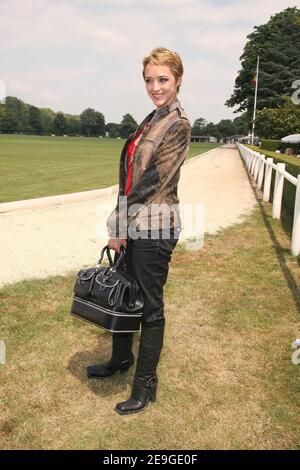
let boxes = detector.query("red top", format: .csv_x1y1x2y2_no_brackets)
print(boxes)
125,129,144,195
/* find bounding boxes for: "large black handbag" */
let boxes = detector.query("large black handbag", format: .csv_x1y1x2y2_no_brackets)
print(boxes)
71,245,143,333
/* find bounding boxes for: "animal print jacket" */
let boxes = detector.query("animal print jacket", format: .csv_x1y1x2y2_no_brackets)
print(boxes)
107,99,191,238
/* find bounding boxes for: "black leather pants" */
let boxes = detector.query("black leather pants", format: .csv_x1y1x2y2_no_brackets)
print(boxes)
125,228,179,326
112,229,179,367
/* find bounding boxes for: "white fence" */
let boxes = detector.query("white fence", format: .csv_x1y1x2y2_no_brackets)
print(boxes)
237,143,300,256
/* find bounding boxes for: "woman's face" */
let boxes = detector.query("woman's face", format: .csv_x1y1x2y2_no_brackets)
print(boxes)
144,63,182,109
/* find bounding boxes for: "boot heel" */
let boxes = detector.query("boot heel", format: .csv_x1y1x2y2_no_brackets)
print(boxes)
120,363,131,374
150,388,157,402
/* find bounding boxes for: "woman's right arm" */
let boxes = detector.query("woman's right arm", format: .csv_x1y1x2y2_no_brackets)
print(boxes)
107,118,191,240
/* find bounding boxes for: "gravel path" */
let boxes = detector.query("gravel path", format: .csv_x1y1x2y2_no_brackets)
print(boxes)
0,145,256,287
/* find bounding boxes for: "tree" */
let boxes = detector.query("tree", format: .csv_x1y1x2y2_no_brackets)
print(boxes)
0,104,5,129
106,122,121,138
53,112,67,135
226,7,300,114
232,113,250,135
217,119,236,138
0,96,28,133
192,117,207,135
202,122,217,137
255,96,300,139
80,108,105,137
94,111,105,136
120,113,138,139
66,115,81,136
0,109,19,133
28,105,44,135
40,108,55,135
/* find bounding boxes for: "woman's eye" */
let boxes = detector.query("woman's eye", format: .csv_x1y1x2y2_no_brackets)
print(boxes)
145,78,168,84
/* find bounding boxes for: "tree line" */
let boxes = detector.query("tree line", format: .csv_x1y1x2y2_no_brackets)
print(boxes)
191,114,249,140
0,96,138,139
0,95,250,141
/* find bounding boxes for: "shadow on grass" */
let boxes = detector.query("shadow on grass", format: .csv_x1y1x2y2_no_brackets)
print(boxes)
67,332,136,398
239,151,300,314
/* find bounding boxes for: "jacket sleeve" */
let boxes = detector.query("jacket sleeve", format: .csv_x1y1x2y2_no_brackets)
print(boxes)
107,118,191,237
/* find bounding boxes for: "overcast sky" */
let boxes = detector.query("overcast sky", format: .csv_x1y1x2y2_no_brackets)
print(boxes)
0,0,297,125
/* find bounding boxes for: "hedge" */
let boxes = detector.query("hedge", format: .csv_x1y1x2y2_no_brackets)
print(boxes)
261,139,299,154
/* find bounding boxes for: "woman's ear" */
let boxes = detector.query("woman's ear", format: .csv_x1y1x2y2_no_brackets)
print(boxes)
176,77,182,92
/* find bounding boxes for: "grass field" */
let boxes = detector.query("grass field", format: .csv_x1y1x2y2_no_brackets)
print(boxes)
1,198,300,449
0,135,220,203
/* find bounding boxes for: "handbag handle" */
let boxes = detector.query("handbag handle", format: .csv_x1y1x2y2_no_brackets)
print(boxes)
97,245,126,269
97,245,114,267
112,245,126,271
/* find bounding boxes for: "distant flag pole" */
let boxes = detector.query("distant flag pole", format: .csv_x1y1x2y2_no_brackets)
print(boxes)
251,55,260,145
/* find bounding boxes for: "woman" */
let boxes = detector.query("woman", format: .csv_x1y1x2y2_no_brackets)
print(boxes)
87,47,191,414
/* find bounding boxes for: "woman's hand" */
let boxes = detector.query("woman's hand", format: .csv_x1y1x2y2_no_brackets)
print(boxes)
108,238,127,253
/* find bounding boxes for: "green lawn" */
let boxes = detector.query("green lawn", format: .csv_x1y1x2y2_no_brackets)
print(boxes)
0,202,300,449
0,135,220,203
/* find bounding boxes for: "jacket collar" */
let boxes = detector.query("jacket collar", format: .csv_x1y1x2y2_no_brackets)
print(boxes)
131,98,183,140
152,98,181,120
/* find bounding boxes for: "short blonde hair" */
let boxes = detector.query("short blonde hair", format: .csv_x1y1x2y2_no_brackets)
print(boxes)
142,47,184,93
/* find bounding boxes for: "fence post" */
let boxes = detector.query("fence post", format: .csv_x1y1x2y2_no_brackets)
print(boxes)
254,153,260,182
247,151,252,171
246,149,250,169
251,152,256,175
263,158,273,202
248,151,252,170
291,175,300,256
272,163,285,219
258,155,265,190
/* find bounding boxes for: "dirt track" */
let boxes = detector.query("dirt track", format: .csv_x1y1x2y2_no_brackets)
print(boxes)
0,145,256,287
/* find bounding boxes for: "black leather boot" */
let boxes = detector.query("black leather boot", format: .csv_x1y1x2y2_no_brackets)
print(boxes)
87,332,134,379
115,322,164,414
